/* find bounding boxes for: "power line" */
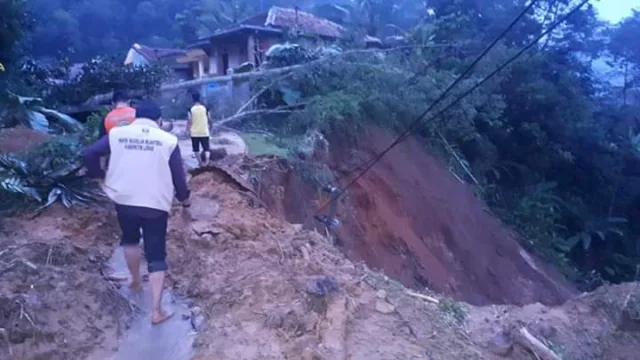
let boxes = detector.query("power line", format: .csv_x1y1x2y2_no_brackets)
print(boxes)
314,0,590,216
326,0,540,183
330,56,448,182
391,0,591,152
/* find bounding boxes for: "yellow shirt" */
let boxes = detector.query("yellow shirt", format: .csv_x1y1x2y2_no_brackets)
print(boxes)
189,104,210,137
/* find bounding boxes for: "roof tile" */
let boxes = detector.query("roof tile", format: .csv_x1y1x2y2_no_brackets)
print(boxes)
241,7,343,38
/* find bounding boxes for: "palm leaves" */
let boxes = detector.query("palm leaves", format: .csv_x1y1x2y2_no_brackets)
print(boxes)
560,217,628,252
0,90,98,211
0,137,104,213
2,91,84,133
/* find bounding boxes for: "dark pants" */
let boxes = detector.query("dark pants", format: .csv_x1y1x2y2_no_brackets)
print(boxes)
116,205,169,273
191,136,210,153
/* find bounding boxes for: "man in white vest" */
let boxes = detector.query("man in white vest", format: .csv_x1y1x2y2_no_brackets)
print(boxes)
83,100,190,325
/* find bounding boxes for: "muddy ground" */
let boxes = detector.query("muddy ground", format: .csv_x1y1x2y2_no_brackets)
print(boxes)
0,205,133,360
0,127,49,154
1,166,639,359
170,166,640,360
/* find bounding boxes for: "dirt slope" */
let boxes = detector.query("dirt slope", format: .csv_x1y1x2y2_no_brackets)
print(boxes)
1,166,639,359
256,128,575,306
163,168,640,360
0,205,132,360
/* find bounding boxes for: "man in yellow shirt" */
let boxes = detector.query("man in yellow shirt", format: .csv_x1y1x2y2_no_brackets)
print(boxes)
187,92,211,166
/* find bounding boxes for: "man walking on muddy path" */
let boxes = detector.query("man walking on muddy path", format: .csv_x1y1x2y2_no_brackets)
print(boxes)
83,100,191,325
187,92,211,167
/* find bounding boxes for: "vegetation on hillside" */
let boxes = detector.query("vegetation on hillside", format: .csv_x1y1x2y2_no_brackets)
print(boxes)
238,1,640,290
1,0,640,290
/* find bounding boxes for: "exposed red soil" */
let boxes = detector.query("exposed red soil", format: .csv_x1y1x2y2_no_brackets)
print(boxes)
1,163,638,359
0,126,49,154
0,204,131,360
166,168,640,360
256,127,576,306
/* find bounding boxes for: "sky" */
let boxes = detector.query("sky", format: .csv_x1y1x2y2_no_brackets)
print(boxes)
593,0,640,22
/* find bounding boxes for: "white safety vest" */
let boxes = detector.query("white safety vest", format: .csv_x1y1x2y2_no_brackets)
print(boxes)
103,118,179,212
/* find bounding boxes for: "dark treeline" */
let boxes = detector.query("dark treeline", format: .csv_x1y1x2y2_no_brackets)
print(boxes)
22,0,311,60
18,0,432,60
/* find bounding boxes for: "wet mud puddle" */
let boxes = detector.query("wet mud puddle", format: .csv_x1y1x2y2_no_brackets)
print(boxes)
106,246,195,360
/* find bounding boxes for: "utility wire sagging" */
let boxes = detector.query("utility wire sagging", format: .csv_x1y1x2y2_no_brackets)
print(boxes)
313,0,592,219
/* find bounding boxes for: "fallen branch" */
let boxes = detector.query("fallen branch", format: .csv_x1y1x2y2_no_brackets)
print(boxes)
437,130,482,190
514,327,561,360
16,300,37,328
234,72,295,116
23,259,38,270
214,109,294,127
405,290,440,304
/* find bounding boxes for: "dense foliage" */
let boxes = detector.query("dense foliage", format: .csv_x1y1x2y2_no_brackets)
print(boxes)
23,0,295,59
22,0,431,61
0,0,32,66
0,132,105,214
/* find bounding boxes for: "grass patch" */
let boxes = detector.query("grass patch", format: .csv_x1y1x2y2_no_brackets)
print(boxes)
438,298,468,326
239,133,294,158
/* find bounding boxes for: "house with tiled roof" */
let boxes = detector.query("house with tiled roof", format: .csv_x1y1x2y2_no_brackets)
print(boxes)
124,43,192,80
177,7,345,79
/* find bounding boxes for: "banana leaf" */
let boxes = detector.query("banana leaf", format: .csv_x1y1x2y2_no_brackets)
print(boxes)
5,91,82,133
0,176,41,202
35,106,84,133
0,155,29,176
26,110,50,133
0,133,104,212
7,92,42,106
38,188,63,211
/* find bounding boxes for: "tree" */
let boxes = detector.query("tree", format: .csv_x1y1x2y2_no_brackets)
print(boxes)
0,0,32,67
608,10,640,107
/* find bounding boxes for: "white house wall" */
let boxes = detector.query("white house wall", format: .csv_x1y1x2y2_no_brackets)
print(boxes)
124,48,149,66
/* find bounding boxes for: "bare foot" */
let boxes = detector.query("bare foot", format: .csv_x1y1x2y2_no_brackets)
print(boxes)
129,280,142,293
151,310,174,325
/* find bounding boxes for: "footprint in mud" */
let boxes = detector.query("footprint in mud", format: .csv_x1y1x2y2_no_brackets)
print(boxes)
106,247,194,360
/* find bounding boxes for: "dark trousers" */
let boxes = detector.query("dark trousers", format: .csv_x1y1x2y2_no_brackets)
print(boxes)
116,205,169,273
191,136,210,153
